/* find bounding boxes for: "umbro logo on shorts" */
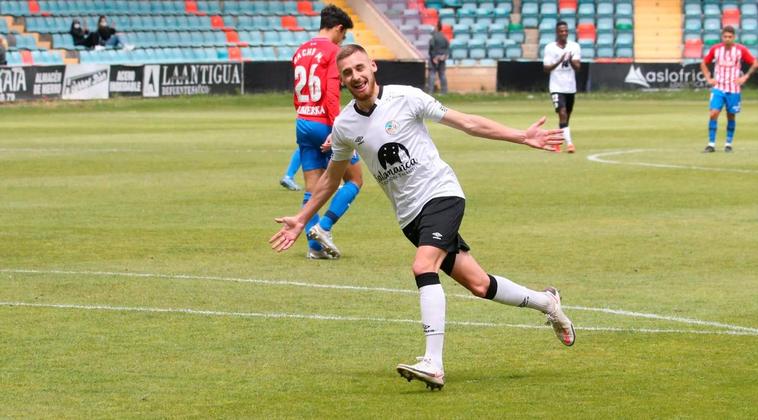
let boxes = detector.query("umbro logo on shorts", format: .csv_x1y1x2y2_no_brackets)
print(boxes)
432,232,443,240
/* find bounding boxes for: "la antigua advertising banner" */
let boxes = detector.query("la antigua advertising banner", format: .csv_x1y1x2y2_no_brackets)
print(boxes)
151,62,242,96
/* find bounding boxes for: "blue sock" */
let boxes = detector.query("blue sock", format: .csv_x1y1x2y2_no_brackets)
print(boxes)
708,119,717,144
302,192,321,250
285,149,300,179
320,181,360,231
726,120,735,144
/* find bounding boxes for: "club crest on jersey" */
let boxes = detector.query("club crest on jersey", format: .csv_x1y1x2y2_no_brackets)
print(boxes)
384,120,399,135
375,142,419,184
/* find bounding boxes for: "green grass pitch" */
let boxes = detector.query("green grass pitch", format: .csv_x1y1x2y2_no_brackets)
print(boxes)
1,91,757,418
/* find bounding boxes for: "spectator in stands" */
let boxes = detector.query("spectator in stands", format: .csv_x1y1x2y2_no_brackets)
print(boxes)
0,35,8,65
90,15,131,49
427,21,449,94
69,19,94,48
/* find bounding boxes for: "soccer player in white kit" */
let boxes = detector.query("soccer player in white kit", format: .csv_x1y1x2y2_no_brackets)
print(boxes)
270,44,576,390
543,21,581,153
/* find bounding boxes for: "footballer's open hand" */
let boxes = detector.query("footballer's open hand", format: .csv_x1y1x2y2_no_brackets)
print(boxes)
523,116,564,152
269,216,305,252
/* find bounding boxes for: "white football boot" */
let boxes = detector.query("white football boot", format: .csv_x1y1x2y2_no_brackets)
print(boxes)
306,224,341,259
544,287,576,346
306,248,335,260
396,357,445,390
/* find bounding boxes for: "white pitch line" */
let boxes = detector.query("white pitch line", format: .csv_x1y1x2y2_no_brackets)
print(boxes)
587,149,758,174
3,268,757,334
1,301,756,336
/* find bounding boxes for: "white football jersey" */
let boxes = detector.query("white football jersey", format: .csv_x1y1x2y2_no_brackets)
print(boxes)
331,85,465,228
543,41,581,93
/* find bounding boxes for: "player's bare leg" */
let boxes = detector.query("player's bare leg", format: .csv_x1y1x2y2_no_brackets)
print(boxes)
448,251,576,346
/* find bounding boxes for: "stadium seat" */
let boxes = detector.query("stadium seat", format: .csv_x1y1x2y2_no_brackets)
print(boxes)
703,4,720,18
558,0,577,14
468,38,486,59
577,23,596,42
450,38,468,59
743,3,758,18
485,38,505,59
505,44,521,59
683,38,703,59
722,9,740,28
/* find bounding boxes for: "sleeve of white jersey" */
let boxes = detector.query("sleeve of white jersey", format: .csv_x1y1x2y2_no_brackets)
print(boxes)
409,87,448,122
329,123,354,162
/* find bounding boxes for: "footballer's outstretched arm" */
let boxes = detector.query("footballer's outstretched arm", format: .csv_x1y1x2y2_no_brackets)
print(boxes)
269,159,349,252
439,108,564,151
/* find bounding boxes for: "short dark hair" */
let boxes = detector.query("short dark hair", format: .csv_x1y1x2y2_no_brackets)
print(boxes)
320,4,353,31
556,21,568,29
336,44,367,64
722,25,735,35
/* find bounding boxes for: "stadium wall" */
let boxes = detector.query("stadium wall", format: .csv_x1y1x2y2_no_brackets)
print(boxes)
0,60,425,102
3,61,755,102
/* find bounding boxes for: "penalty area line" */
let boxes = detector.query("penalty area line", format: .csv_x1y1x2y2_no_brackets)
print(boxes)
2,268,757,335
1,301,756,337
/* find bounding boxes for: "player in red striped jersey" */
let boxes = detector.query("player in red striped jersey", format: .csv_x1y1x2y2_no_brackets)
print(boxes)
292,5,362,259
700,26,757,153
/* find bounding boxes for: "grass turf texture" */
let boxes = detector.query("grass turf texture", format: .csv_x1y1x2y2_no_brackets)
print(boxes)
1,91,757,418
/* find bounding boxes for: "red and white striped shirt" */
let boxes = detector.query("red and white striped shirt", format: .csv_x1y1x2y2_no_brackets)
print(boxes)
703,43,756,93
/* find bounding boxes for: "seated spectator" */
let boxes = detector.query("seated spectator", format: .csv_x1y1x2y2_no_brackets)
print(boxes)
90,15,132,49
0,35,7,65
69,19,94,48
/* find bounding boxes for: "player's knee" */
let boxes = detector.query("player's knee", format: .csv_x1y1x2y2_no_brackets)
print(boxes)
411,260,436,277
469,282,489,298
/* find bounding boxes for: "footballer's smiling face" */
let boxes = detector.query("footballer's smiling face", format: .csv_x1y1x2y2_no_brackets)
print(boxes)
556,24,569,44
338,50,378,104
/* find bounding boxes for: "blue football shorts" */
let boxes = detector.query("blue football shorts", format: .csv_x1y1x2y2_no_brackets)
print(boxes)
296,118,359,171
709,89,741,114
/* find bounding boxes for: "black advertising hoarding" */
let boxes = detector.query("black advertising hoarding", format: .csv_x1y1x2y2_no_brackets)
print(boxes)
0,65,64,102
375,60,425,89
242,60,426,94
497,61,590,92
109,65,145,97
243,61,293,93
